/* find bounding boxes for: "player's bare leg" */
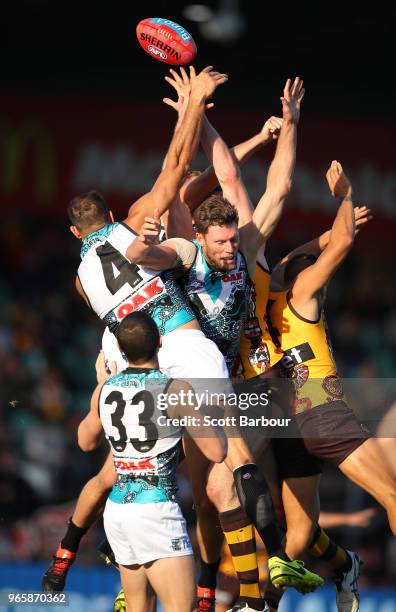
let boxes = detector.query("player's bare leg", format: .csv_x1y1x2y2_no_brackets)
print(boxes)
72,451,116,526
143,556,195,612
338,438,396,534
118,563,156,612
281,475,320,558
183,437,223,610
42,452,116,592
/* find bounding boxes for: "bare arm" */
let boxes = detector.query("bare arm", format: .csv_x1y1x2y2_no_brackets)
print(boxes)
78,383,104,451
124,66,228,233
270,206,372,291
163,68,282,214
252,78,304,248
200,114,254,231
181,117,283,213
125,209,196,270
290,162,355,316
78,353,116,452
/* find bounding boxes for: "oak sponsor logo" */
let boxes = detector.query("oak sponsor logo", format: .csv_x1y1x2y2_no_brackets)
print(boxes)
115,277,165,320
222,271,244,283
114,458,155,472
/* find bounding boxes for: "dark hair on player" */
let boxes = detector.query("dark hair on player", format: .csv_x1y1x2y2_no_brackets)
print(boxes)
284,253,318,284
67,190,109,231
193,194,239,235
116,312,160,364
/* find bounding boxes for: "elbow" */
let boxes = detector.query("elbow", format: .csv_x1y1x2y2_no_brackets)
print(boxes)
276,180,292,200
338,234,354,252
125,247,145,266
329,234,354,257
218,166,240,187
78,428,96,452
78,438,96,452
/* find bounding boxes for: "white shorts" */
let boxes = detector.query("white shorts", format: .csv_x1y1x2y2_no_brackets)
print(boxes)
103,498,193,566
102,327,229,379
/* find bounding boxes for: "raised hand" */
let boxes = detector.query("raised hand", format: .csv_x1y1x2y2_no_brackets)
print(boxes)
163,66,191,113
326,160,353,198
280,77,305,125
260,116,283,142
190,65,228,100
138,208,162,245
354,205,373,234
163,66,214,112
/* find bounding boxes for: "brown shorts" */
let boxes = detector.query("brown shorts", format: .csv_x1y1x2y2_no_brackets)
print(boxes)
272,400,372,479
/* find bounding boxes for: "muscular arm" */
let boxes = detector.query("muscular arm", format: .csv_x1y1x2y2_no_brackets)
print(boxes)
200,115,254,230
252,79,304,248
124,67,227,234
162,68,282,218
126,237,196,271
290,194,355,319
78,383,104,452
181,118,282,213
270,232,330,291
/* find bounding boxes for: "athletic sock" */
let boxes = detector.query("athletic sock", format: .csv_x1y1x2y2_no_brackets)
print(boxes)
264,581,283,611
60,518,89,553
219,507,265,611
233,464,288,561
198,558,221,589
308,524,351,572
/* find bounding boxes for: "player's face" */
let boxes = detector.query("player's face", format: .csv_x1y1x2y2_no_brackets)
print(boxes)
197,224,239,271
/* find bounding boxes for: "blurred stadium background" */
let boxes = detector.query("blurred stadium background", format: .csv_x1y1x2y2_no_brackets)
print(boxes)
1,1,395,610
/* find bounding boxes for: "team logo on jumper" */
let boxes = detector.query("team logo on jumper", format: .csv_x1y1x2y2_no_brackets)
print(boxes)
249,342,270,372
322,375,344,399
171,537,191,551
292,363,310,389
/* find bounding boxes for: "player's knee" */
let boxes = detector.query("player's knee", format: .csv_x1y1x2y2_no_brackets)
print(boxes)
383,487,396,532
194,492,218,518
206,478,237,510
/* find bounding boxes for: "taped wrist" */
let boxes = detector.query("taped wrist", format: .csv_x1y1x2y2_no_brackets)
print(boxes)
233,463,276,532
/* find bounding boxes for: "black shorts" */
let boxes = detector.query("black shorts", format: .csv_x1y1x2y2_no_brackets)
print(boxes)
272,400,372,479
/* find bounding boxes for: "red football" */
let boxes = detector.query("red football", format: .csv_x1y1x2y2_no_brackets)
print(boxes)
136,17,197,65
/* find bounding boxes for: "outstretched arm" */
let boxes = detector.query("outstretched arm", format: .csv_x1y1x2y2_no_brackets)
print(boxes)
291,162,355,310
124,66,228,233
252,77,304,248
271,205,372,291
163,67,282,214
182,116,283,213
200,114,254,232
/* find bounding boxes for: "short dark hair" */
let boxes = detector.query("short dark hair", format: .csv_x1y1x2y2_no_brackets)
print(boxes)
193,194,239,235
284,253,318,284
116,312,159,364
67,190,109,231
